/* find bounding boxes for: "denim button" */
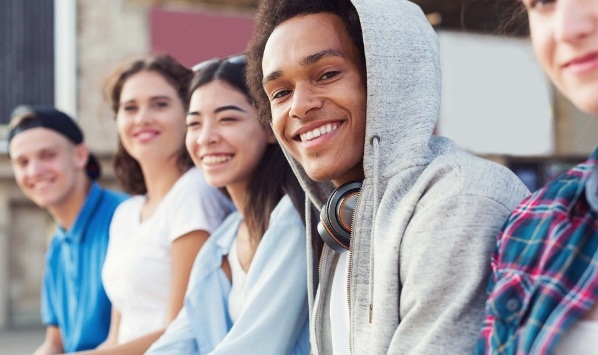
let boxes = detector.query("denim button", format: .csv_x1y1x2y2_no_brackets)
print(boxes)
506,298,521,312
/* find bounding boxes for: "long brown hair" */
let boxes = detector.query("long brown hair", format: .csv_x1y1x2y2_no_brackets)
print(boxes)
189,58,306,245
104,54,194,195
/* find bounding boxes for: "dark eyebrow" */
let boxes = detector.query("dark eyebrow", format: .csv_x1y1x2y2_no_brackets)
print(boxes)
263,71,282,85
262,48,344,85
215,105,246,114
187,105,246,117
120,95,172,107
300,48,344,66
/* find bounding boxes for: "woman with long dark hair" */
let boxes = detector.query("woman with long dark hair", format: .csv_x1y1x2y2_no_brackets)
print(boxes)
146,55,310,354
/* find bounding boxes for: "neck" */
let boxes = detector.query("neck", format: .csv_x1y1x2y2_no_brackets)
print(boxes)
48,178,92,230
226,182,249,217
140,159,186,203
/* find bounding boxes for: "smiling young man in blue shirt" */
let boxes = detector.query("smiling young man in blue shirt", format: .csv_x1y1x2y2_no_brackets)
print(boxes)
8,106,127,354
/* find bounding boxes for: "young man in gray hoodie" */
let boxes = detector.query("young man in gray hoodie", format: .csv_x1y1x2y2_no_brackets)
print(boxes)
246,0,530,353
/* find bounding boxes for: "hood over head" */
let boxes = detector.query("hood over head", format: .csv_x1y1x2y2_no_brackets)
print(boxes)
280,0,441,209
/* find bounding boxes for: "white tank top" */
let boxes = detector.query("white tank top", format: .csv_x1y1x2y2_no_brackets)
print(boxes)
554,320,598,354
228,238,247,323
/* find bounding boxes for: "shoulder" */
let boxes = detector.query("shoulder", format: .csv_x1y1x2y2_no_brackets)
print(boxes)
269,195,303,227
169,168,231,206
496,163,593,266
98,188,129,213
110,195,143,225
506,160,590,224
259,196,305,249
113,194,143,211
44,234,63,264
174,168,210,193
416,137,530,210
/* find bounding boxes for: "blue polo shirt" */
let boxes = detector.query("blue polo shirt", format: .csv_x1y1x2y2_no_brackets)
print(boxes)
41,183,127,352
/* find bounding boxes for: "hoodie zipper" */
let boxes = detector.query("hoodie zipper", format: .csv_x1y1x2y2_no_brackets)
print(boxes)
347,189,362,355
314,244,330,354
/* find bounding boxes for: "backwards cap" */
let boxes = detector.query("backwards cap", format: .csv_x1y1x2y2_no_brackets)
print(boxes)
7,105,101,180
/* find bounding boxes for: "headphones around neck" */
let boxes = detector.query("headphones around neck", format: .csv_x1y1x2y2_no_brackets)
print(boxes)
317,181,363,253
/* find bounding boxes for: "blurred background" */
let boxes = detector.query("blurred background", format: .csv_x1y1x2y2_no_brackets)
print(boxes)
0,0,597,353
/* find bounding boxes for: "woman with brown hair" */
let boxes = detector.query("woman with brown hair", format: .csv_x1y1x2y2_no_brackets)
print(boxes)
75,54,234,355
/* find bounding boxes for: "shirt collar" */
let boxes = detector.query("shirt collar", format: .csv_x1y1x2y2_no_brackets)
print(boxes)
584,146,598,213
55,182,103,243
215,212,243,254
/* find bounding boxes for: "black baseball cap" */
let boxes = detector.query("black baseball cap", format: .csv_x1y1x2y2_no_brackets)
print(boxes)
7,105,101,180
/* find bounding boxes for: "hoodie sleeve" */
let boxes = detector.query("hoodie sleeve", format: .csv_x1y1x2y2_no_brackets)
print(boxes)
388,194,511,354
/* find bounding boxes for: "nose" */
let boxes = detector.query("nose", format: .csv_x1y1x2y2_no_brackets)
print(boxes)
25,159,43,177
555,0,596,43
195,121,220,146
134,106,152,125
288,83,323,120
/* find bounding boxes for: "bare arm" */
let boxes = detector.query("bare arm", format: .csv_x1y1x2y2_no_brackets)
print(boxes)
34,326,63,355
164,230,208,323
70,230,208,355
96,308,121,349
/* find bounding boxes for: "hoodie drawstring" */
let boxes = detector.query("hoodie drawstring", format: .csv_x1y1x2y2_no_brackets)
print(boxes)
369,135,380,323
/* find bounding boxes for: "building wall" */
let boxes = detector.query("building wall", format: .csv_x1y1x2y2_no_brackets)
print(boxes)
77,0,150,156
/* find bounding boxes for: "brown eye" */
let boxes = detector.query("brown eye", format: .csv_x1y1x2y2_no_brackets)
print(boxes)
320,71,340,80
272,89,292,100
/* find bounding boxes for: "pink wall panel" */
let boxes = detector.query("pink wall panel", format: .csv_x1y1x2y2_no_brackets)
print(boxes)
150,7,254,68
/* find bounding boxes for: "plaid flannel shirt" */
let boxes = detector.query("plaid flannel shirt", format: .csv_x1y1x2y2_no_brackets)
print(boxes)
476,148,598,355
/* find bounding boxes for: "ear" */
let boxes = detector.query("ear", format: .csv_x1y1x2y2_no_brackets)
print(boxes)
266,122,278,144
266,129,277,144
73,143,90,170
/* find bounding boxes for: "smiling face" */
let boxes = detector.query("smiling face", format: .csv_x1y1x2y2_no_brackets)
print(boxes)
186,80,275,196
525,0,598,113
262,13,367,186
116,70,188,165
10,127,88,209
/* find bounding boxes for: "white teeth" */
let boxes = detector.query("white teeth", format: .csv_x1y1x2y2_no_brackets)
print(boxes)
299,123,338,142
202,155,232,165
33,180,52,190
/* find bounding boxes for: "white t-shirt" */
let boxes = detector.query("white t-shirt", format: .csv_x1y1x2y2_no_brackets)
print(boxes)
102,168,234,343
331,252,350,355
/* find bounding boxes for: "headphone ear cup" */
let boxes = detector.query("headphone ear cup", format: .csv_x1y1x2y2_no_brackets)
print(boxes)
317,181,362,253
317,202,350,253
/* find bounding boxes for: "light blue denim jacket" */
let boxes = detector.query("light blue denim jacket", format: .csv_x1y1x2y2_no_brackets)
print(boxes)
146,195,310,355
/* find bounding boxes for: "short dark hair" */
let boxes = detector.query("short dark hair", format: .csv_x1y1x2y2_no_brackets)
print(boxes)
245,0,365,124
104,54,194,195
190,58,307,244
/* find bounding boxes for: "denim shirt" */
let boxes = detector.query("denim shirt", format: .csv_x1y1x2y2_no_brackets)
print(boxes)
146,196,310,355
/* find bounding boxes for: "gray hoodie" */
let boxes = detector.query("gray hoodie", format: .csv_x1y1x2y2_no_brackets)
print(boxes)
282,0,531,354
